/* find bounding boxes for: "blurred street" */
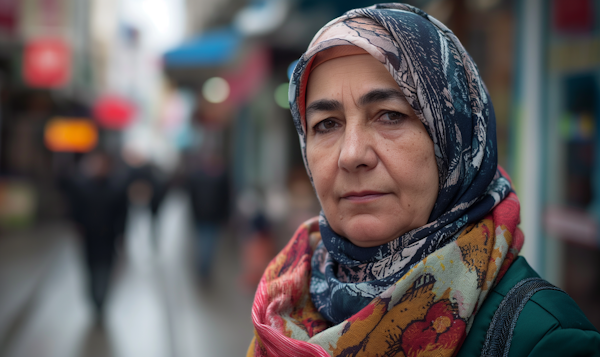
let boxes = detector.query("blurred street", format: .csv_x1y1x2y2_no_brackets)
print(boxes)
0,190,254,357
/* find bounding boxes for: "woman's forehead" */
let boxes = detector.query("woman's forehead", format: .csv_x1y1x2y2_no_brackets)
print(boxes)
306,54,400,103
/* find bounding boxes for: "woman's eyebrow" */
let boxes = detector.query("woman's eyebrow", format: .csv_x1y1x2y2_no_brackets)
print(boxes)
358,88,406,106
306,99,343,118
305,89,407,119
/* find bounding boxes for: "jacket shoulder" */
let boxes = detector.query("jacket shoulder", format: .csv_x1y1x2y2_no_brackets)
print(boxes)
458,256,600,356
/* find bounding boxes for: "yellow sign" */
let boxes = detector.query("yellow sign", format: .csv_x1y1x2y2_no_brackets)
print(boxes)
44,117,98,152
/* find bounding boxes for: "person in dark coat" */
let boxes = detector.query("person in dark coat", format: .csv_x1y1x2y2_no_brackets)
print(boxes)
62,151,128,318
186,153,230,280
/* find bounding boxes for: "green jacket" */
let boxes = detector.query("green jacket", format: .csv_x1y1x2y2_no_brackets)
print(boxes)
457,256,600,356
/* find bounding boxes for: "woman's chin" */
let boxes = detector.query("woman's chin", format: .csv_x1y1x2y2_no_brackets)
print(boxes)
336,214,403,248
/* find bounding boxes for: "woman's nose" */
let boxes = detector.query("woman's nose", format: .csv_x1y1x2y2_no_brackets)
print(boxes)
338,124,377,172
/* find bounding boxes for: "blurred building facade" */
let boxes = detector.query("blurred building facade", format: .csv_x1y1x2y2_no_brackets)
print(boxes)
0,0,95,226
0,0,188,227
513,0,600,328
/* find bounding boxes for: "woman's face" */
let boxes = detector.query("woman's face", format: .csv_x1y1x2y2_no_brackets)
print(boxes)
305,54,439,247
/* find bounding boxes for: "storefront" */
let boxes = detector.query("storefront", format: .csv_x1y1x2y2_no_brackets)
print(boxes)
518,0,600,328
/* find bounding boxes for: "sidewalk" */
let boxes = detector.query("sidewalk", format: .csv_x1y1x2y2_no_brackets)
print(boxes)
0,222,74,354
0,190,255,357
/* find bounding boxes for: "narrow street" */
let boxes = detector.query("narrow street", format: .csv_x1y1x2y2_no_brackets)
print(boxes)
0,191,255,357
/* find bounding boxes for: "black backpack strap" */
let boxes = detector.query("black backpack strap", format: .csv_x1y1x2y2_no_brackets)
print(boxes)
480,277,566,357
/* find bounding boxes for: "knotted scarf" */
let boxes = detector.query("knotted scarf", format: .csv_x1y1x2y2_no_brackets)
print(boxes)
249,3,522,356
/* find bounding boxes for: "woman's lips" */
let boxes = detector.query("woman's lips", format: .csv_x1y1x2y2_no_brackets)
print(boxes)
342,191,388,202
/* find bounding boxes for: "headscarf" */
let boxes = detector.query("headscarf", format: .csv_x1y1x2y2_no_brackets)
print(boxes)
290,2,512,324
249,4,522,356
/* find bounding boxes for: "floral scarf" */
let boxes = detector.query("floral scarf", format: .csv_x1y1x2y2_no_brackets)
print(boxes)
249,192,523,356
249,3,521,356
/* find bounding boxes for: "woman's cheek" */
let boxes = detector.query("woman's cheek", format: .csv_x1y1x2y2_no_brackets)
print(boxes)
306,146,329,194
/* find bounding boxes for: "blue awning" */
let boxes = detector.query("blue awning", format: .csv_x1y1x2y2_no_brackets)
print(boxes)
163,27,241,68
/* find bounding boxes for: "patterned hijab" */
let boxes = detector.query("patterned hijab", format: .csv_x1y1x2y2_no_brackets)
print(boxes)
288,3,512,323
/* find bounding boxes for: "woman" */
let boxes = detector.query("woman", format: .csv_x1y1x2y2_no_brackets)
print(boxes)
249,3,600,356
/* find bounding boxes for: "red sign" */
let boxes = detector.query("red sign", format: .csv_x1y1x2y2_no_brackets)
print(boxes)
23,38,70,88
93,95,136,130
0,0,17,34
553,0,594,34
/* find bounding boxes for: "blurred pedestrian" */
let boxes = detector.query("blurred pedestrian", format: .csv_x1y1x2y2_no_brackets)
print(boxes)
122,147,169,249
186,152,230,282
60,151,128,320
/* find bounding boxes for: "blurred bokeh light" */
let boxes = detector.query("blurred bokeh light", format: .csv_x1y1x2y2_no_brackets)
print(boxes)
202,77,230,104
92,95,136,130
274,82,289,109
44,118,98,153
23,38,71,88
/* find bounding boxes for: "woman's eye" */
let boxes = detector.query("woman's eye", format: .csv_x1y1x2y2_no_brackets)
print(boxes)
314,119,338,133
379,111,407,124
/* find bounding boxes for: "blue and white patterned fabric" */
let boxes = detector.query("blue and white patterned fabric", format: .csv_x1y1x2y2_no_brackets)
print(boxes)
288,3,513,324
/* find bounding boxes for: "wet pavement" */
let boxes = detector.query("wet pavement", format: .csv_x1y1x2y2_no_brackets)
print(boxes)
0,190,255,357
